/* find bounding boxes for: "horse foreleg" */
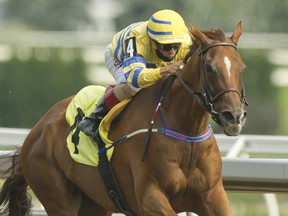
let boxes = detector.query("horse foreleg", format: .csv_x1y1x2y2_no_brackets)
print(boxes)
78,192,113,216
196,182,232,216
135,183,177,216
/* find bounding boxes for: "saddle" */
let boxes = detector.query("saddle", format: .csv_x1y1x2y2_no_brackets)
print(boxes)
65,85,135,215
65,85,130,166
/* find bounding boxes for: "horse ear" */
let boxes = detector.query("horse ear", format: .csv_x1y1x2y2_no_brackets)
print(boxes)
190,26,209,46
230,21,243,46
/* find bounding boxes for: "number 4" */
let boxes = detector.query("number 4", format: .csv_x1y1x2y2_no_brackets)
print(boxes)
125,37,137,58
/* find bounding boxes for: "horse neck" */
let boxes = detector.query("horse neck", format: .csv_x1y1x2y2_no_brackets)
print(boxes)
160,58,210,136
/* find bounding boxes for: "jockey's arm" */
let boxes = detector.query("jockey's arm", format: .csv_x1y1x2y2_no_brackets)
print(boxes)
123,55,183,88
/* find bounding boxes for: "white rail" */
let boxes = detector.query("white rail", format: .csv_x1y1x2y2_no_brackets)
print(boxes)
0,127,30,146
1,127,288,153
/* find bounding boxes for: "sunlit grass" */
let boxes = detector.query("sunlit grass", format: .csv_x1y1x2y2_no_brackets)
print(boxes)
228,192,288,216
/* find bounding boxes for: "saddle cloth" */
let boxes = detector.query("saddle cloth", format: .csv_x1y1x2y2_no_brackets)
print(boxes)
65,85,130,167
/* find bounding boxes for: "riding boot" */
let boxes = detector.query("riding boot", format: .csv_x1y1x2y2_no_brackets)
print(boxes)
77,86,119,138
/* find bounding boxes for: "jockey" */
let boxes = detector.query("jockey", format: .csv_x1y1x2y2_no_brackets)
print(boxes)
78,9,192,138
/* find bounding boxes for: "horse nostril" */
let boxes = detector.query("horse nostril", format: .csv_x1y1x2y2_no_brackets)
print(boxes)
241,111,248,123
243,111,248,118
221,111,235,123
221,110,247,124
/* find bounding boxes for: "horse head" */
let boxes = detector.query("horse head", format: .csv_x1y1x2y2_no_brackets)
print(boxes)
184,21,248,136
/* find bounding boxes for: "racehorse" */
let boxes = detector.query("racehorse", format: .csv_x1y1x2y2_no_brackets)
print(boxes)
0,22,247,216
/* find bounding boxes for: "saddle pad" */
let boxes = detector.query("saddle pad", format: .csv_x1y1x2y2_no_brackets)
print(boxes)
99,98,131,147
65,85,130,167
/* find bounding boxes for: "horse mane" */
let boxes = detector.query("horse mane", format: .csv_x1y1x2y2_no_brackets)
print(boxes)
184,27,226,63
201,28,226,41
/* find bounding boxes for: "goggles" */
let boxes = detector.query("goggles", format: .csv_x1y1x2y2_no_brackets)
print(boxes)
154,41,181,51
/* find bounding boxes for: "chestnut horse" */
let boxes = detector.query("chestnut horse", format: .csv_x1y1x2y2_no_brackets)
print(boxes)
0,22,247,216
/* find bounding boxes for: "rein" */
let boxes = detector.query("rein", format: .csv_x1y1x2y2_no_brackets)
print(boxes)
98,43,248,161
142,75,177,161
180,42,248,126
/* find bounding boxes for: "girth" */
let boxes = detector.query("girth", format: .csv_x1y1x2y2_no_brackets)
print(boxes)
93,132,135,216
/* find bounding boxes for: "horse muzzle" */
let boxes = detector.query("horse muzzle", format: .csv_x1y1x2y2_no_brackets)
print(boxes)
218,108,247,136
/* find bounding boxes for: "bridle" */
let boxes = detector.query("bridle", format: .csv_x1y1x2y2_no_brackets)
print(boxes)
142,42,248,161
179,42,248,126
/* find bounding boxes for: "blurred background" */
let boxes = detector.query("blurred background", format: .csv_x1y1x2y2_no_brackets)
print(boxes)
0,0,288,134
0,0,288,215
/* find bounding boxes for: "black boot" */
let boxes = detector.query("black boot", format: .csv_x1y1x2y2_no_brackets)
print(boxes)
77,97,109,137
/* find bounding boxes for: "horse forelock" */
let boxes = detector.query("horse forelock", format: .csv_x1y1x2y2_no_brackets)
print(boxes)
188,27,227,46
201,28,227,42
184,27,229,63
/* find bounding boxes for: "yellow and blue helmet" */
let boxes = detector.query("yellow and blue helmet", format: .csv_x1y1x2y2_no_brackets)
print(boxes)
147,9,188,44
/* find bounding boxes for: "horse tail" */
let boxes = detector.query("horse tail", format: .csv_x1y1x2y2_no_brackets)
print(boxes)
0,149,32,216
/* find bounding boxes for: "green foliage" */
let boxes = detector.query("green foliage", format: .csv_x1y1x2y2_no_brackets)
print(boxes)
2,0,92,30
0,48,89,128
239,49,278,134
114,0,288,32
276,87,288,134
240,50,276,97
114,0,195,30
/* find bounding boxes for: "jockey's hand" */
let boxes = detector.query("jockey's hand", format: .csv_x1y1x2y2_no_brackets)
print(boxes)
159,61,184,77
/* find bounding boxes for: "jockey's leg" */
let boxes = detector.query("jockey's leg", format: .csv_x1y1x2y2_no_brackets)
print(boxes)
78,83,137,137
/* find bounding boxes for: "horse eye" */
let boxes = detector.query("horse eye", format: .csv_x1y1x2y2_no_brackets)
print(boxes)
204,63,214,74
